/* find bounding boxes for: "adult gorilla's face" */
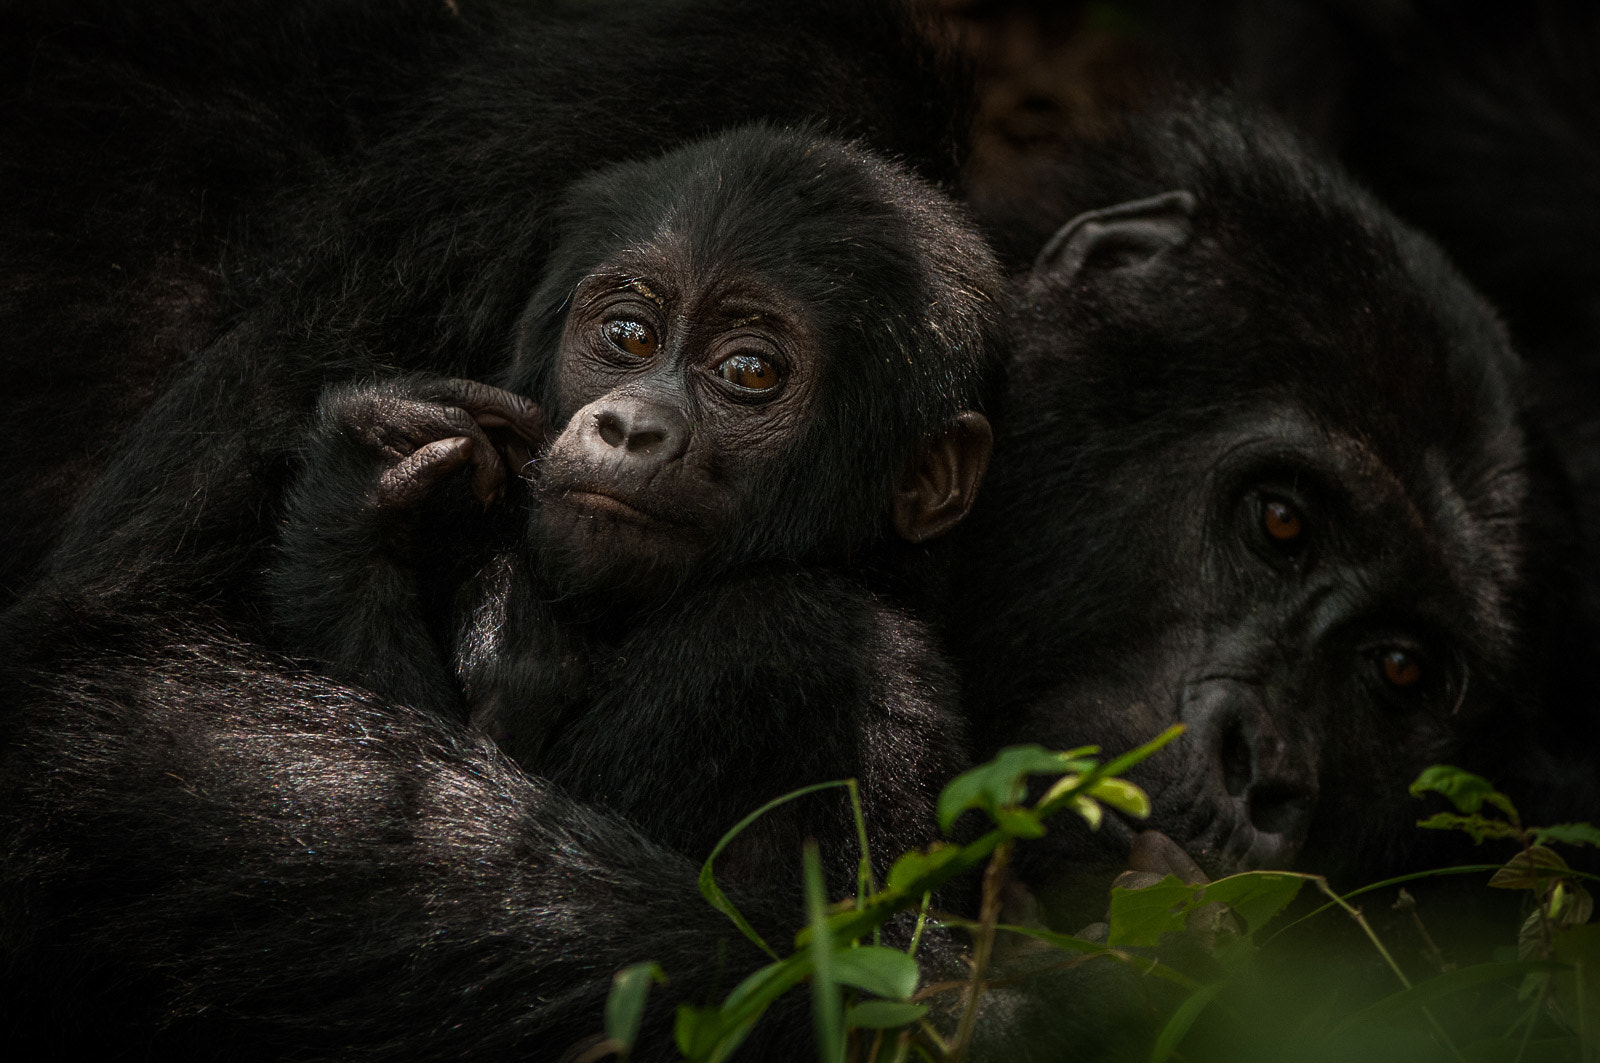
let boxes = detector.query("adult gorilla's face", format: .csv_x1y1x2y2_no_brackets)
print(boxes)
952,172,1543,897
1005,400,1522,882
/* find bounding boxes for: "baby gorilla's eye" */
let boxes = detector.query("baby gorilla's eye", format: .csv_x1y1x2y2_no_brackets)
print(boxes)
603,318,658,358
1260,497,1303,544
717,354,781,392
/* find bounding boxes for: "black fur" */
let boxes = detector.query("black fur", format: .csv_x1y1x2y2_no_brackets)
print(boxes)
1330,2,1600,811
0,0,968,607
263,127,1002,892
1,598,800,1059
951,98,1593,909
0,2,1012,1056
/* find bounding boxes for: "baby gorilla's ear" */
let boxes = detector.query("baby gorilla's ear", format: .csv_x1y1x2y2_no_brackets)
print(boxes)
893,411,993,543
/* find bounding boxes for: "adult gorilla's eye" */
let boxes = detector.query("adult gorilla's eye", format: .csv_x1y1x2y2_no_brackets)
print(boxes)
1260,497,1303,544
603,318,658,358
717,354,781,392
1362,640,1464,716
1379,647,1423,689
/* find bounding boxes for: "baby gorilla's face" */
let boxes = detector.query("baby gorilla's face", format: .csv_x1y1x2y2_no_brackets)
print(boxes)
529,247,822,601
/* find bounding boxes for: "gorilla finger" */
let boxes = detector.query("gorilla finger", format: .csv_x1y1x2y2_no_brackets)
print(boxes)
463,420,510,508
1127,831,1209,885
384,400,485,451
378,400,507,504
375,437,474,511
427,379,548,447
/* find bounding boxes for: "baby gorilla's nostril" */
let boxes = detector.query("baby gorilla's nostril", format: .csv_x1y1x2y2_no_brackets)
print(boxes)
627,428,665,454
595,410,627,449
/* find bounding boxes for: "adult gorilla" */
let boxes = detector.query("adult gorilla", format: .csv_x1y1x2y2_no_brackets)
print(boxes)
0,126,1011,1059
0,0,966,607
0,2,1022,1058
952,98,1595,909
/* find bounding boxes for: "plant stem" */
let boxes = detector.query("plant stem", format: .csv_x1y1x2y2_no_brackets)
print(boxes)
916,1019,951,1059
908,892,931,958
845,779,879,947
948,840,1012,1063
1393,887,1448,971
1315,878,1468,1063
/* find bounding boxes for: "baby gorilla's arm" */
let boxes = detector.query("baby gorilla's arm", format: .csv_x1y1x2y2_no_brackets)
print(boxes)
267,375,545,714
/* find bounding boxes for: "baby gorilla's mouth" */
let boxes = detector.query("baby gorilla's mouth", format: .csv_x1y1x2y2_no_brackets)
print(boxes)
554,488,661,525
534,462,718,535
535,482,710,551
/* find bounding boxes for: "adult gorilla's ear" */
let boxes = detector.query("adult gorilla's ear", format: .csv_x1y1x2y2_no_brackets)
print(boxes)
893,411,993,543
1033,190,1197,281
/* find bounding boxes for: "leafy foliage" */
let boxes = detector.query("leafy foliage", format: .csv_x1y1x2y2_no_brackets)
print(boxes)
599,749,1599,1062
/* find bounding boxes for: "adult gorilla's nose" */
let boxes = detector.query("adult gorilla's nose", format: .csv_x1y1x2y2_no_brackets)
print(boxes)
1181,679,1317,867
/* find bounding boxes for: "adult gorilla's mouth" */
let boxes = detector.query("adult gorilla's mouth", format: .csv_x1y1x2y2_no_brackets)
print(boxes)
1217,816,1303,872
1164,802,1307,877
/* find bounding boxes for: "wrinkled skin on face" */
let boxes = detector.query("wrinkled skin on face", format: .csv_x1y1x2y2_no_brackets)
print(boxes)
502,126,1002,605
982,400,1524,884
951,103,1559,911
530,255,825,600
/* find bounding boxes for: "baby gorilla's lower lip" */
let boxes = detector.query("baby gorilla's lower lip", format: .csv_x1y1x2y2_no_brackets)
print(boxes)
557,489,662,524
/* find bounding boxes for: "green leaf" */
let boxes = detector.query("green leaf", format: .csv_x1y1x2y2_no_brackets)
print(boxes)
700,779,854,960
605,962,667,1054
1038,772,1084,808
1089,777,1153,818
1415,812,1524,844
1068,794,1103,830
675,1003,758,1062
1148,981,1225,1063
1107,871,1307,949
1488,845,1570,890
886,842,968,895
843,1001,929,1029
1091,724,1186,781
994,807,1048,838
1409,765,1512,818
1197,872,1310,936
674,1003,712,1058
674,999,767,1063
831,946,920,1001
1333,961,1569,1031
805,832,1004,949
1550,881,1594,928
937,745,1095,834
805,843,844,1063
1533,822,1600,849
1209,930,1257,973
721,958,808,1014
704,1020,759,1063
1107,874,1196,947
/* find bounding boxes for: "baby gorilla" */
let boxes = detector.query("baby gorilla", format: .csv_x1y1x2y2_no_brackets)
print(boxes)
268,125,1002,888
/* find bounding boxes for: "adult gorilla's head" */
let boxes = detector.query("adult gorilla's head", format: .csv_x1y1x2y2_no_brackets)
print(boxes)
953,99,1571,897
